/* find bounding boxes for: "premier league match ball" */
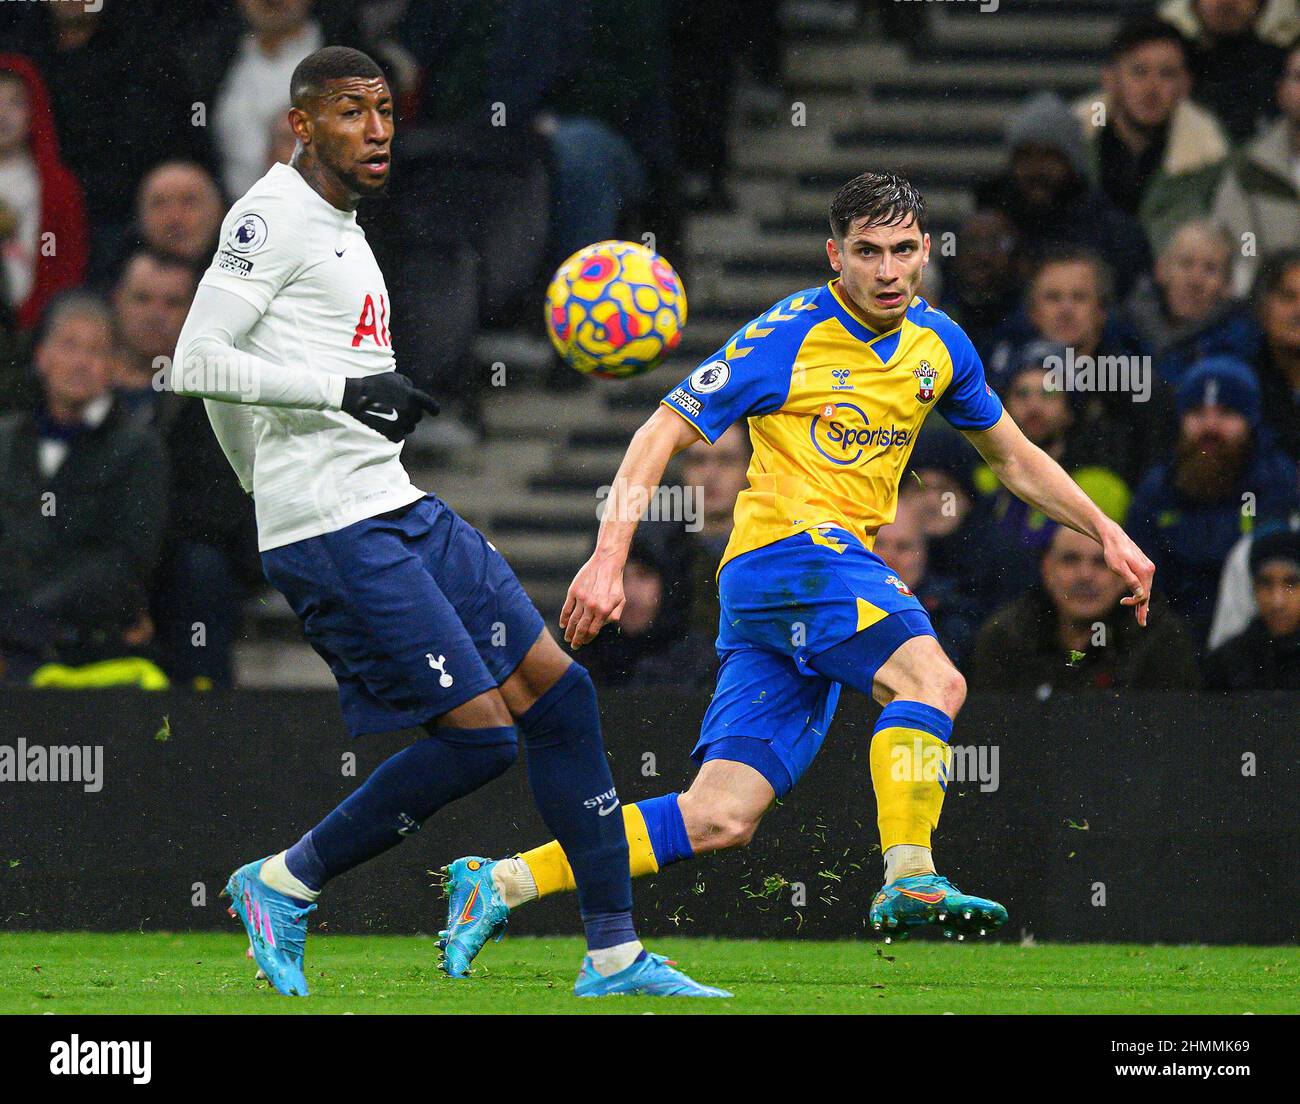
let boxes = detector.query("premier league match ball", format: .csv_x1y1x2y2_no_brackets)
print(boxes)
544,240,687,379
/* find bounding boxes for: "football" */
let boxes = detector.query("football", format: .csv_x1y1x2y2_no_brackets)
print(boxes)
544,240,687,379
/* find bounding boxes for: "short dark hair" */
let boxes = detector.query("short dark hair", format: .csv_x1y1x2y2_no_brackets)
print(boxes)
829,171,928,239
116,247,200,292
1108,15,1190,65
290,46,386,109
1252,247,1300,310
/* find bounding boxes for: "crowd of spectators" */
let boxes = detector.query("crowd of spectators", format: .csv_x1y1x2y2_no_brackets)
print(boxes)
0,0,772,688
2,1,1299,698
585,4,1300,697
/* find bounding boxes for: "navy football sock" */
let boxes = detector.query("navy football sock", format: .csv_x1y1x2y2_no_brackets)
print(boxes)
518,663,635,951
284,727,517,891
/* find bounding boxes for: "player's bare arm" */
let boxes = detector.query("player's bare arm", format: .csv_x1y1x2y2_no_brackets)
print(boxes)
561,405,701,648
963,412,1155,626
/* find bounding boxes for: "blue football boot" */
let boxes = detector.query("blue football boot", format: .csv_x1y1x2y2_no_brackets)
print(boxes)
869,873,1008,942
574,952,732,998
224,858,317,996
438,856,510,978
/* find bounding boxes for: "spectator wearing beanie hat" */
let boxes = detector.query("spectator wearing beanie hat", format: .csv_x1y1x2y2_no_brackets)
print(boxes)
1126,355,1300,647
972,90,1152,300
1204,519,1300,689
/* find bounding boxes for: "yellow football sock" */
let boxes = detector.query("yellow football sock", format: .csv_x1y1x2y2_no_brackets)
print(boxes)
870,723,952,853
519,803,659,899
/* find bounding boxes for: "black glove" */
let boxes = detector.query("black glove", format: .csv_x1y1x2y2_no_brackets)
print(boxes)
340,372,440,442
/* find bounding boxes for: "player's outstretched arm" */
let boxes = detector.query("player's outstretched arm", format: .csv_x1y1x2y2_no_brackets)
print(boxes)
171,284,348,410
963,413,1155,626
561,405,702,648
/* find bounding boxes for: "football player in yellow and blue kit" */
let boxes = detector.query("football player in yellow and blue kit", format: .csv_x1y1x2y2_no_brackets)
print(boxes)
439,172,1156,974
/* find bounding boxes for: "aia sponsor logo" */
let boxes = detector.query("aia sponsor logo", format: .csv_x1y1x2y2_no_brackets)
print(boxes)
352,293,392,348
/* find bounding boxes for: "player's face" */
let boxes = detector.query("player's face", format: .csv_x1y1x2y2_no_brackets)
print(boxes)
1156,230,1230,325
827,214,929,331
1105,42,1187,131
1254,560,1300,638
1042,528,1125,623
300,78,394,198
1028,261,1106,352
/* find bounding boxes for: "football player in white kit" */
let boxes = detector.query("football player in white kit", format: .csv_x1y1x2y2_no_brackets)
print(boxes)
171,46,726,999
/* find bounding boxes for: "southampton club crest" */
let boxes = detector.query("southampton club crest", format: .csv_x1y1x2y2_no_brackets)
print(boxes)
914,360,936,403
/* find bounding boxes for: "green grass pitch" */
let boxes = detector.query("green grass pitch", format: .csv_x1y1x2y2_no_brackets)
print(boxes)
2,933,1296,1014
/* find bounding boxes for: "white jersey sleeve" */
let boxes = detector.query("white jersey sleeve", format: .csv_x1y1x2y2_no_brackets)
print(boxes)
172,283,345,409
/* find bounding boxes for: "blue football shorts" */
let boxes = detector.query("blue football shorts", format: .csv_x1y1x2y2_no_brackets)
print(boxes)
692,526,936,794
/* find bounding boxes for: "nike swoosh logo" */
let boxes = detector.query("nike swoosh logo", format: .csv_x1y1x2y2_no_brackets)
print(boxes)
335,249,345,257
457,883,480,925
897,888,946,904
597,800,621,816
369,407,399,421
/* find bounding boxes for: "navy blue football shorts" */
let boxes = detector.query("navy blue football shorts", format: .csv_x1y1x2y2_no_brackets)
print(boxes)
262,495,544,737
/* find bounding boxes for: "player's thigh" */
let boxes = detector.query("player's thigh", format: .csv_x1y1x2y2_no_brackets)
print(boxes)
871,634,967,715
418,503,546,688
263,518,498,733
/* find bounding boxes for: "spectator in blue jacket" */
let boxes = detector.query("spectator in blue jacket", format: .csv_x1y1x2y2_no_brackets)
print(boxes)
1126,355,1300,647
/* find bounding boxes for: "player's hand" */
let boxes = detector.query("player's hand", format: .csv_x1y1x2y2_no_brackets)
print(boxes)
560,550,626,648
1100,520,1155,627
341,372,440,442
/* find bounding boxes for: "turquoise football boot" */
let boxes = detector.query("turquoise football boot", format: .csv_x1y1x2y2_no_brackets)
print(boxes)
438,856,510,978
574,952,732,998
870,873,1007,942
224,858,317,996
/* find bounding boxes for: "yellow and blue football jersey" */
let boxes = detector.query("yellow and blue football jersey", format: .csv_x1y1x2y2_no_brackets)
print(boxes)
661,279,1004,570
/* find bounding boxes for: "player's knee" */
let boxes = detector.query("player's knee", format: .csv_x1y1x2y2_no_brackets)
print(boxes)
682,793,760,851
715,813,760,849
939,665,967,715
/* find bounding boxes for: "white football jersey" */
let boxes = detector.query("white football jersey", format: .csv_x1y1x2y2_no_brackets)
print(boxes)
197,162,423,550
